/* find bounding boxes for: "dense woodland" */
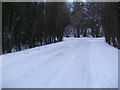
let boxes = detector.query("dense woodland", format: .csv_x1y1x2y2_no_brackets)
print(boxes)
2,2,120,54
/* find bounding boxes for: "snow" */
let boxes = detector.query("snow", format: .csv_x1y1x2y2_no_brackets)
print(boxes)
0,55,2,90
2,37,118,88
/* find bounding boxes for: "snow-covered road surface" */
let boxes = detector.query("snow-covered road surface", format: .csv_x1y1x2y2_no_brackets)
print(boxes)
2,38,118,88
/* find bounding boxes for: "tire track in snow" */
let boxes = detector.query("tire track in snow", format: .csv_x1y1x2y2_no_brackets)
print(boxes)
2,38,118,88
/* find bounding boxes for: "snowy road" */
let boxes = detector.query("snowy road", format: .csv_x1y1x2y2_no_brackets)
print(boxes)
2,38,118,88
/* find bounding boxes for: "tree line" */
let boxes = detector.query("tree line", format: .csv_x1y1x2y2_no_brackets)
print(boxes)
2,2,119,54
101,2,119,48
70,2,119,48
2,2,70,53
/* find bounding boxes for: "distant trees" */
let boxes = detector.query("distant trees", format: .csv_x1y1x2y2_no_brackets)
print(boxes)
70,2,103,38
65,2,119,49
2,2,119,54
